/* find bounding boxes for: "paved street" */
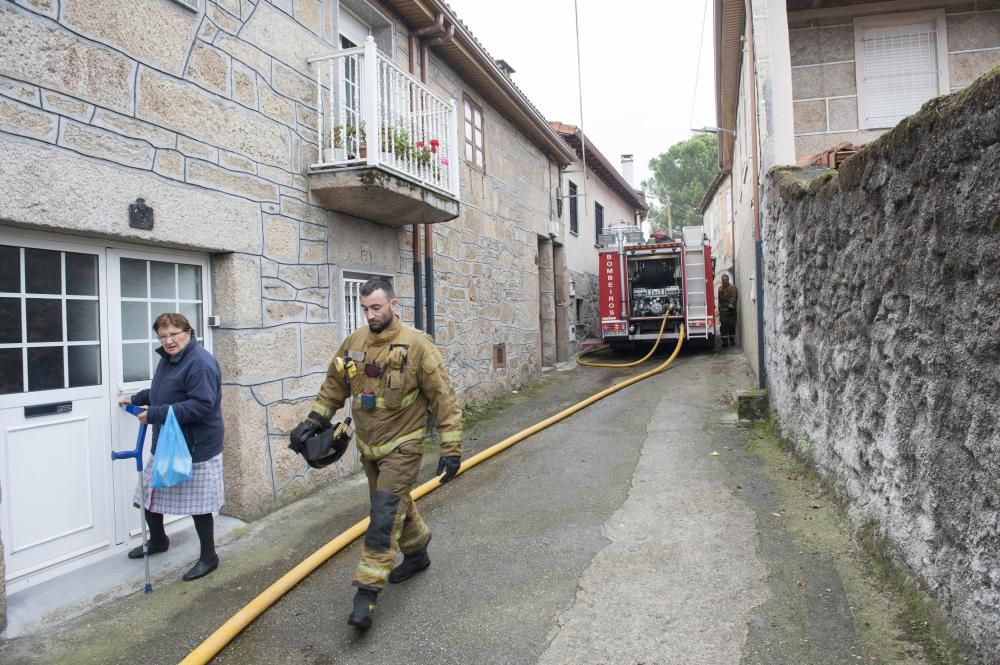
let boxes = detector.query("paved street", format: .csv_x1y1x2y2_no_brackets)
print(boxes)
0,348,959,664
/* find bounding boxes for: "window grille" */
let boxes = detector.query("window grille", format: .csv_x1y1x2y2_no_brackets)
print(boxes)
859,22,939,128
342,277,367,336
492,343,506,369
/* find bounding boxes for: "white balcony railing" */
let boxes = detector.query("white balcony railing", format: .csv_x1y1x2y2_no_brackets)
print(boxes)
308,37,460,198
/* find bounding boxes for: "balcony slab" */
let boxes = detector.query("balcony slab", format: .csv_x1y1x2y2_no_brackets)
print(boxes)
308,166,459,227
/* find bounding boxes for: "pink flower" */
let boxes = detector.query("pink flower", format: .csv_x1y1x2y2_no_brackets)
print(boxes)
415,140,424,148
440,156,449,166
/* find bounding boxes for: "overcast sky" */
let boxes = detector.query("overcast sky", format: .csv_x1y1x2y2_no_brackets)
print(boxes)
442,0,717,191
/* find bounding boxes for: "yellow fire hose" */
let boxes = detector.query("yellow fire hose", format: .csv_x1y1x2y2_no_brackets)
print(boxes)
576,312,671,368
180,326,685,665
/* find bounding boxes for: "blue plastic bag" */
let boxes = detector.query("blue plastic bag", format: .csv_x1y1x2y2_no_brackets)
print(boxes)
151,406,193,488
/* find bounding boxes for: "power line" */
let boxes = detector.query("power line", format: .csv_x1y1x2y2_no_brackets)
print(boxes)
688,0,711,130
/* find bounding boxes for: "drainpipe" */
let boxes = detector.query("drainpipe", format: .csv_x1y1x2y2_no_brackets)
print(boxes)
407,14,444,331
744,0,766,388
417,16,454,339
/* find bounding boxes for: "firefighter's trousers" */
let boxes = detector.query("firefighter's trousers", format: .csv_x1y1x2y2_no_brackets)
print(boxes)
353,440,431,590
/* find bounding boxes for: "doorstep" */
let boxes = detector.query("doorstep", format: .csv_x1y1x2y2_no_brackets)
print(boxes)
2,515,246,640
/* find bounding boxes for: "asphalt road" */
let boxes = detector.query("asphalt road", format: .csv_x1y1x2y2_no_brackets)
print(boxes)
1,346,961,664
212,347,766,665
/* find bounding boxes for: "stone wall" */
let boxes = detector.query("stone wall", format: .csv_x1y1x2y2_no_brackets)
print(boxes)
762,69,1000,662
568,268,599,343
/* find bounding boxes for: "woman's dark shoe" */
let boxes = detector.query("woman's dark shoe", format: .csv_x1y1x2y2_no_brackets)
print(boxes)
182,554,219,581
127,537,169,559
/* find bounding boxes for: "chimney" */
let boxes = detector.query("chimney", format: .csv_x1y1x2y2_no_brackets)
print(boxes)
621,154,634,186
495,59,516,77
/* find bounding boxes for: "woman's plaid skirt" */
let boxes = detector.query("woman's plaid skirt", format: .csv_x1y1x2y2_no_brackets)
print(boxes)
133,453,224,515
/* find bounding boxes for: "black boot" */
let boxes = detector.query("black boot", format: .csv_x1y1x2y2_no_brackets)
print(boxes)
348,587,379,630
388,547,430,583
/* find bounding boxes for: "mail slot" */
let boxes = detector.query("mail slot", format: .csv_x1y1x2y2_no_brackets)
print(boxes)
24,401,73,418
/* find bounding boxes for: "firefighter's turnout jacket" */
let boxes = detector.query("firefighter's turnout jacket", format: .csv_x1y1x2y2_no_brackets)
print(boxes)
310,315,463,460
310,315,462,590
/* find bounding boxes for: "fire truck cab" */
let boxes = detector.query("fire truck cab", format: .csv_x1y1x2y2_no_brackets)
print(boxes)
597,225,715,350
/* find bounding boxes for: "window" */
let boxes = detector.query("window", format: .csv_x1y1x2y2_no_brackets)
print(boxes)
463,95,485,169
594,203,604,245
855,11,948,129
568,181,579,235
0,245,102,394
119,258,204,382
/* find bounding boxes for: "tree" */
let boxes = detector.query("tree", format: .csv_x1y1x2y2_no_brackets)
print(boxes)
642,134,718,236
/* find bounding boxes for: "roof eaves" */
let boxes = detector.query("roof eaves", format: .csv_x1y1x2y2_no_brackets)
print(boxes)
385,0,576,165
550,122,648,213
697,169,731,214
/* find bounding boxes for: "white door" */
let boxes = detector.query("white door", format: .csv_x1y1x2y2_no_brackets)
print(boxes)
0,239,113,584
107,251,211,543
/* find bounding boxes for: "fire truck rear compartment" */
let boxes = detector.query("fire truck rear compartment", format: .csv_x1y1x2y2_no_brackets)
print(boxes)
629,255,683,319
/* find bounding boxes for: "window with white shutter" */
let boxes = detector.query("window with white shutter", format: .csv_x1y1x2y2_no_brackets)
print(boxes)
854,11,949,130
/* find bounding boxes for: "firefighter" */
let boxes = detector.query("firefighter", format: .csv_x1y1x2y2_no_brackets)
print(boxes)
717,273,738,347
290,276,462,631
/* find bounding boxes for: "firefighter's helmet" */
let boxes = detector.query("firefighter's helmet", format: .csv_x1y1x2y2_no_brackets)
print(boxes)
289,418,354,469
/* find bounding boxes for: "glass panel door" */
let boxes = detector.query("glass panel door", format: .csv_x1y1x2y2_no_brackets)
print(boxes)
0,237,111,588
108,250,210,542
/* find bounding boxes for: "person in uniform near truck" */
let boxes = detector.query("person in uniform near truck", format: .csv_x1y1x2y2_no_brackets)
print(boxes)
290,276,463,630
717,273,738,347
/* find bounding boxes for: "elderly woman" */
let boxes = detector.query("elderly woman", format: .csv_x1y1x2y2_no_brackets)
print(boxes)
119,313,224,581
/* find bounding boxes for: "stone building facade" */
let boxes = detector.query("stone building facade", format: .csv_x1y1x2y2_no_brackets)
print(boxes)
0,0,575,619
549,123,647,347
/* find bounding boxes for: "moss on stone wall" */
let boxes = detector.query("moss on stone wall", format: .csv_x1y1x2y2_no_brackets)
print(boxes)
762,64,1000,663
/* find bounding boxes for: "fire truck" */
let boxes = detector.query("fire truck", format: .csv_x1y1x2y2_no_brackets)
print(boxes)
597,225,715,350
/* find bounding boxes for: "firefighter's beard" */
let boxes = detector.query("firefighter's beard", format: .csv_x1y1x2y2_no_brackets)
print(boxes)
368,311,395,333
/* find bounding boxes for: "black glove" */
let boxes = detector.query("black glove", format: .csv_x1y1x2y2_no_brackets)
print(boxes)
436,455,461,484
289,417,324,451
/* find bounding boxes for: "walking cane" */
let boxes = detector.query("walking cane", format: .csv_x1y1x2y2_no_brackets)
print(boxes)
111,404,153,594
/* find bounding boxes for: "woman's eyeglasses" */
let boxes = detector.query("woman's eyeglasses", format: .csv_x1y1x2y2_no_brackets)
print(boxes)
157,331,188,342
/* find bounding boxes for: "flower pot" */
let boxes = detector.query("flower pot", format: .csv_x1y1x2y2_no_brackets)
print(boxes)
359,143,368,159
